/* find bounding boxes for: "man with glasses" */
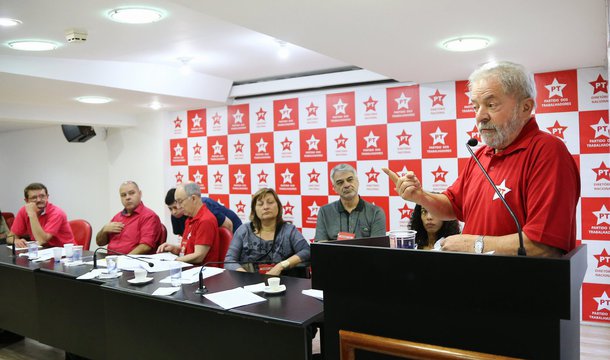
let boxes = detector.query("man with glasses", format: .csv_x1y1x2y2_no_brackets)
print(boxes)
157,182,221,265
96,181,161,254
7,182,74,248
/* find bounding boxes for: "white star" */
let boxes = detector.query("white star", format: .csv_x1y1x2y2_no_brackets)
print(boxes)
193,170,203,183
212,141,223,155
333,99,348,115
306,135,320,150
173,143,183,157
281,169,294,184
394,93,411,110
465,91,472,104
430,127,448,145
398,166,409,177
364,131,379,148
492,179,512,200
593,205,610,225
308,201,320,217
545,78,567,98
590,118,610,139
594,291,610,311
192,114,202,127
234,170,246,184
280,104,292,120
256,138,268,152
233,110,244,124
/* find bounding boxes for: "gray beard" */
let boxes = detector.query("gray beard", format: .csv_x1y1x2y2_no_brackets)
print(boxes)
478,108,522,149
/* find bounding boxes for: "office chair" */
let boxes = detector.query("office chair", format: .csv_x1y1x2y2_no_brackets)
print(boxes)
2,212,15,229
68,219,92,250
158,223,168,246
218,227,233,264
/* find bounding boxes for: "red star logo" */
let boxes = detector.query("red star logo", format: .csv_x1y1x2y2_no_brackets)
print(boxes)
173,116,182,129
399,203,413,219
306,102,319,117
429,89,446,107
547,120,568,139
590,74,608,94
396,130,412,146
594,248,610,268
235,201,247,213
281,137,293,151
308,169,320,183
283,201,295,215
256,107,267,122
213,171,223,183
175,171,184,183
467,125,481,142
234,140,244,153
363,96,378,112
334,133,348,149
593,161,610,181
257,170,269,183
365,167,380,183
193,143,202,155
431,166,448,183
212,113,222,125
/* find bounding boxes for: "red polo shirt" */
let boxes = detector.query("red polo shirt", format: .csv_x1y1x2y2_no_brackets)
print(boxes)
11,203,74,247
107,202,161,254
444,118,580,252
181,204,220,266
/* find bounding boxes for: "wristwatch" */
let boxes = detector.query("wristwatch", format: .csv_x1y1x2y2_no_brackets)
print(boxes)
474,235,485,254
280,260,290,269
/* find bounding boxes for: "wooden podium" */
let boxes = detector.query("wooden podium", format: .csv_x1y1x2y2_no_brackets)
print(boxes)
311,238,587,360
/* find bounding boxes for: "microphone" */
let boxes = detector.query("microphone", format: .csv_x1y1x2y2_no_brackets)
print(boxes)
8,235,16,256
93,247,155,269
195,260,266,295
466,139,526,256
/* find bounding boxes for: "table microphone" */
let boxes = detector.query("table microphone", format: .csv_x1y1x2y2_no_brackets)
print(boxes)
8,235,16,256
195,260,267,295
466,138,526,256
92,247,155,269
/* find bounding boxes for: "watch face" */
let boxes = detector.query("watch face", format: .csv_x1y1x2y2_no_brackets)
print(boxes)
475,240,483,253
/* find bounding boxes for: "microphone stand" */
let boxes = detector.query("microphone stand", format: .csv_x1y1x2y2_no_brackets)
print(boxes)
195,261,265,295
92,247,155,269
466,139,526,256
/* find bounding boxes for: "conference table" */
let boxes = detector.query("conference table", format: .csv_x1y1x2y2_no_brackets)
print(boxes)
0,246,323,359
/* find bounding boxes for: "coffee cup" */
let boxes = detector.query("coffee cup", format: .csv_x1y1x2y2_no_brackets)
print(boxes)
267,277,281,291
133,268,147,281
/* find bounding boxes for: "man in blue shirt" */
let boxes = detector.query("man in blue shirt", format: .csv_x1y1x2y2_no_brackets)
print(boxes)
164,188,242,236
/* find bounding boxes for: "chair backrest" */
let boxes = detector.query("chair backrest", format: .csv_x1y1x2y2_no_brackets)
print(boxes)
2,212,15,229
68,219,92,250
218,227,232,263
158,223,168,246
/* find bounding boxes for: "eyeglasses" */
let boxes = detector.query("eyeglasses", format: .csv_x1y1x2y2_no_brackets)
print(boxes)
27,194,47,201
175,196,189,205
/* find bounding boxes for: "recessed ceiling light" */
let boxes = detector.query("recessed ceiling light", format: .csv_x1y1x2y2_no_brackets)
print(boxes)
108,7,165,24
150,102,162,110
442,37,490,52
76,96,112,104
0,18,22,27
7,40,58,51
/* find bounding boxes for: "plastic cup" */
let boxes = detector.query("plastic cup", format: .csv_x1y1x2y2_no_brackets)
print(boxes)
170,264,182,286
134,268,147,281
267,277,281,291
106,255,118,275
64,244,74,261
72,245,83,262
389,230,417,249
53,247,63,263
27,241,39,260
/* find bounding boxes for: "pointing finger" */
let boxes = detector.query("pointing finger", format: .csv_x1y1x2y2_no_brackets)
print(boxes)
382,167,399,185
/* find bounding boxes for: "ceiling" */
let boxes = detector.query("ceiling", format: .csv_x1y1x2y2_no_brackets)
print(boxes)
0,0,607,133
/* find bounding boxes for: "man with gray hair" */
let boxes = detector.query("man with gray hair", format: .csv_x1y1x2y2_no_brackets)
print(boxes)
315,164,387,241
384,61,580,257
157,182,220,265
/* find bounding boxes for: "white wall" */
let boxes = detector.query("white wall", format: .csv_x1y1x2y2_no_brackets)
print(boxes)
0,113,169,250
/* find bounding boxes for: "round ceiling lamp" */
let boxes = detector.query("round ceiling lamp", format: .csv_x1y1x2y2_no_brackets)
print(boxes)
108,7,165,24
7,40,58,51
442,37,490,52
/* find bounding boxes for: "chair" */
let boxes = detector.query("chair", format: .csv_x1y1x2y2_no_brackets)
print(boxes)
2,212,14,229
218,227,233,264
158,223,168,246
68,219,92,250
339,330,522,360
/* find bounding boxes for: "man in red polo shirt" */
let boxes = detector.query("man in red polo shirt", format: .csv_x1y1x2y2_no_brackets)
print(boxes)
384,61,580,257
8,182,74,248
96,181,161,254
157,182,220,265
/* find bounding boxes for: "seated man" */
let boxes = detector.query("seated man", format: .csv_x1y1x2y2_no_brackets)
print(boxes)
315,164,387,241
157,182,221,265
164,188,242,236
7,183,74,248
96,181,161,254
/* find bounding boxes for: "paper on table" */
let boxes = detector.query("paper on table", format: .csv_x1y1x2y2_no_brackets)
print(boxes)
302,289,323,300
77,269,103,280
118,257,188,273
159,266,224,284
243,282,266,293
6,244,28,251
152,287,181,296
203,287,267,309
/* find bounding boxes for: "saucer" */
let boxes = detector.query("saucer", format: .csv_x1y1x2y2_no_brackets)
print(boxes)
264,284,286,294
128,277,153,285
98,271,122,279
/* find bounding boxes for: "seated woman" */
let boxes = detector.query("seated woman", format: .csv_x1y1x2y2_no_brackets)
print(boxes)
409,204,461,250
224,188,310,276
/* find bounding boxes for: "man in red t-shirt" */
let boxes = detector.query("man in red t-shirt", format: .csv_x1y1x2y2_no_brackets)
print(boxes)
96,181,161,254
157,182,220,265
8,182,74,248
384,61,580,257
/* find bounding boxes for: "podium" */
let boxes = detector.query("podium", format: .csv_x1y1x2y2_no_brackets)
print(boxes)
311,237,587,360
